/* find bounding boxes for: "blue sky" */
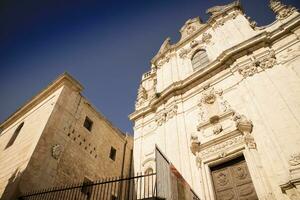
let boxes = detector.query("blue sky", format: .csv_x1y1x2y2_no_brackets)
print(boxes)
0,0,299,133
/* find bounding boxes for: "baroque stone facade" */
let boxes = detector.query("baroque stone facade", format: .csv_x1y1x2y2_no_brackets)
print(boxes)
0,73,133,200
130,1,300,199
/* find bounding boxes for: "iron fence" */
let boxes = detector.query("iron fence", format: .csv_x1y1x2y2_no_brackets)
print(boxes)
19,173,157,200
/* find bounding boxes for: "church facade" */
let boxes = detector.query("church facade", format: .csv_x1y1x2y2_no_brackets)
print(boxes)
129,1,300,199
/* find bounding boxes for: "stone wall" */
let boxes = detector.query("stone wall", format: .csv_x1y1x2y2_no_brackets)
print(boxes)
0,74,133,199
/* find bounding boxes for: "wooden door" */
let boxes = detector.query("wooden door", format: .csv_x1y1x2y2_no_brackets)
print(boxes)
211,156,258,200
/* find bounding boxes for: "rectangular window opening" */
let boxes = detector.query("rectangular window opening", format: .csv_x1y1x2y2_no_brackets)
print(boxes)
83,117,93,132
109,147,117,161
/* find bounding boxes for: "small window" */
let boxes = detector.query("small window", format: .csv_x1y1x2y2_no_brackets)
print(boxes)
191,50,209,71
5,122,24,149
109,147,117,161
83,117,93,132
81,177,93,200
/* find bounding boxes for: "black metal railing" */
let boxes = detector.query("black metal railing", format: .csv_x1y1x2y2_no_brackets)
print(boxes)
19,173,157,200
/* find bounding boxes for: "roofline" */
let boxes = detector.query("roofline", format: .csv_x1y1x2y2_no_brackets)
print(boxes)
0,72,84,129
130,13,300,121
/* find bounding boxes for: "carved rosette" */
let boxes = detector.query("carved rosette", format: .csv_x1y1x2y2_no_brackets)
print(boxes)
238,50,277,78
52,144,63,160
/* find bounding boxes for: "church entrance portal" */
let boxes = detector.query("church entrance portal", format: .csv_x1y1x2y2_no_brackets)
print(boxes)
211,156,258,200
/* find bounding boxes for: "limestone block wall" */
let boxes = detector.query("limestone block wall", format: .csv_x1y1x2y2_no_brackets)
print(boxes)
0,86,63,199
18,82,133,194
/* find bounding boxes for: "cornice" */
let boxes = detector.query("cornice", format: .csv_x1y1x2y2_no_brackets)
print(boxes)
129,14,300,121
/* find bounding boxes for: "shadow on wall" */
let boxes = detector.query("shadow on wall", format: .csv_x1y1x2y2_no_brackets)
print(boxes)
1,169,23,200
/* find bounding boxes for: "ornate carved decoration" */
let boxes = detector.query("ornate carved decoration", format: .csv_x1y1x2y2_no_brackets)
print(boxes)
202,33,212,43
199,135,244,157
269,0,296,20
52,144,63,160
206,0,240,16
198,87,231,125
190,134,201,155
244,132,256,149
179,17,205,42
213,123,223,135
157,55,170,67
190,40,199,48
235,166,247,179
232,112,253,133
232,112,256,149
155,105,178,126
246,16,257,29
135,85,148,109
289,153,300,166
179,48,189,59
238,62,259,78
155,113,166,126
219,152,227,158
260,50,276,69
178,32,211,59
216,172,229,186
238,50,277,78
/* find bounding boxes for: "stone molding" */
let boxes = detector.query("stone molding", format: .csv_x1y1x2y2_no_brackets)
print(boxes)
155,105,178,126
129,14,300,121
238,50,277,78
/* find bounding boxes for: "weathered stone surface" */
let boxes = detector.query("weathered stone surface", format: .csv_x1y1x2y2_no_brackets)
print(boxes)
0,73,133,199
130,1,300,199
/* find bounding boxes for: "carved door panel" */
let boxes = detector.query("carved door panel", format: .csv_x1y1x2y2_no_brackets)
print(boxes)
211,157,258,200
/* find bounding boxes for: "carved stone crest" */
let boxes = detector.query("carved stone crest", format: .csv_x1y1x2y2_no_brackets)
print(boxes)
52,144,63,160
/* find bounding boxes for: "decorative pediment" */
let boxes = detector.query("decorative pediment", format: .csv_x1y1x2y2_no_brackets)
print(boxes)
206,0,241,16
179,17,205,42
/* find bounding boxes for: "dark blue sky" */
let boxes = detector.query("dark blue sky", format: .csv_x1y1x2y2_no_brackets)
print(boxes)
0,0,299,133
